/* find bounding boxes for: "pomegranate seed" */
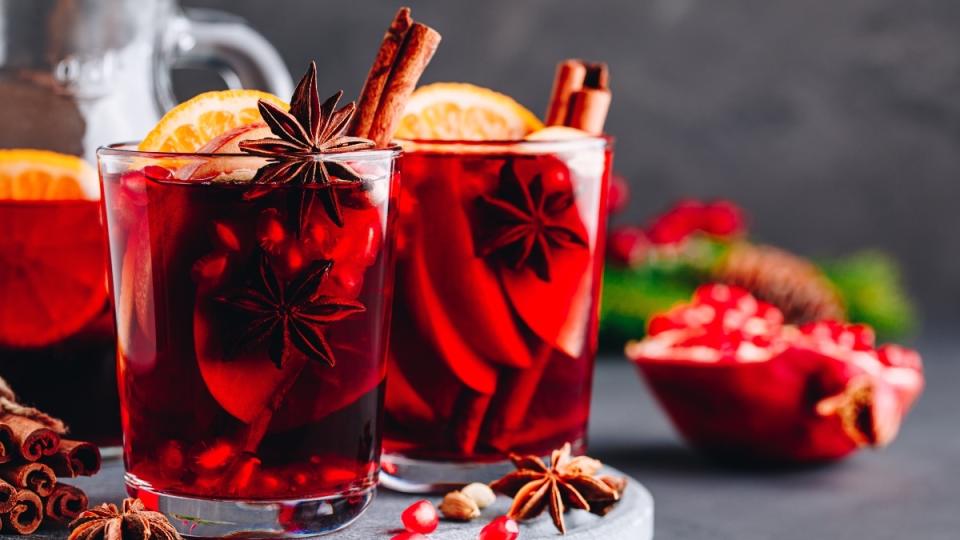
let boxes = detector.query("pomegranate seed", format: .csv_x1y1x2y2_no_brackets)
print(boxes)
478,516,520,540
401,499,439,534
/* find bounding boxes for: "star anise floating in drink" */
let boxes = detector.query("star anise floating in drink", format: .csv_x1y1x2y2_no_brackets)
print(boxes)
240,62,376,230
489,443,625,534
216,250,365,368
475,163,588,282
68,498,181,540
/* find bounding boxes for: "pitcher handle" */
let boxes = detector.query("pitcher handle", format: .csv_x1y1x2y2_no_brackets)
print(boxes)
154,8,294,113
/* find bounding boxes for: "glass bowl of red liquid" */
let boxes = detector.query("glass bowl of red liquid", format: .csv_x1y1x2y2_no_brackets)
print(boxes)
382,137,613,491
97,144,400,537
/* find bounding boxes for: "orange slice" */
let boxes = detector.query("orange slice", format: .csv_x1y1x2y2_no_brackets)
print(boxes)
139,90,287,152
0,150,106,347
0,149,98,200
395,83,543,140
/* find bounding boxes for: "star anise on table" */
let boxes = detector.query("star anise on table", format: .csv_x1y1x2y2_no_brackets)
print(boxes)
216,250,365,368
475,163,588,282
489,443,625,534
68,498,181,540
240,61,375,230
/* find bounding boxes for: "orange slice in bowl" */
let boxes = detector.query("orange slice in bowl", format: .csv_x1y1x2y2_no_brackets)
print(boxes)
139,89,287,152
394,83,543,140
0,150,106,348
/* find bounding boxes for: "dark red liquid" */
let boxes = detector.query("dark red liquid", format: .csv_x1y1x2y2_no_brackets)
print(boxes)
0,200,118,445
101,163,397,500
384,143,612,461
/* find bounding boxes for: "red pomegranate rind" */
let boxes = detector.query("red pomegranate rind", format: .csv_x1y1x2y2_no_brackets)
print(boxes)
628,284,924,463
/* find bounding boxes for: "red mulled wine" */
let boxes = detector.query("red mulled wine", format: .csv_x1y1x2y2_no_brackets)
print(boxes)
383,139,612,488
98,148,399,520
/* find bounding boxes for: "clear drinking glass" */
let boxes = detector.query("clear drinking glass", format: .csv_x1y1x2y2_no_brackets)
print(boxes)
98,144,399,537
383,138,613,491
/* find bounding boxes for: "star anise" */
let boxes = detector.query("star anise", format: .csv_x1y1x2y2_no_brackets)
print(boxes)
475,163,588,282
215,250,365,368
489,443,624,534
68,498,181,540
240,61,375,230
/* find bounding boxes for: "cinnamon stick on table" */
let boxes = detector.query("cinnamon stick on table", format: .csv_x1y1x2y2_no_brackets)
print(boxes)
0,414,60,462
2,489,43,535
0,479,16,514
353,7,442,146
43,483,88,523
0,462,56,497
42,439,102,478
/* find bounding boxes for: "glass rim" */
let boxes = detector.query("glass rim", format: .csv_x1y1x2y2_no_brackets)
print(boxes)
396,135,613,155
97,141,403,161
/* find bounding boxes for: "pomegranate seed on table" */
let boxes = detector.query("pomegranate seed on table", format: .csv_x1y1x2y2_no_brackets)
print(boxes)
401,499,439,534
478,516,520,540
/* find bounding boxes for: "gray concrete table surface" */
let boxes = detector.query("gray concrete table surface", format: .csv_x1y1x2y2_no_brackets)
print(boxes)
5,329,958,539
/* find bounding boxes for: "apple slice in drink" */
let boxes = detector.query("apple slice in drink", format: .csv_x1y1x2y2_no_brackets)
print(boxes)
177,123,273,181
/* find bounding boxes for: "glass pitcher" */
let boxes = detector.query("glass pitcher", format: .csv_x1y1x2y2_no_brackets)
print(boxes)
0,0,293,160
0,0,292,446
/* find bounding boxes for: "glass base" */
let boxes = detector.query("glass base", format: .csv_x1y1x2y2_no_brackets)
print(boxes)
126,474,374,538
380,454,518,493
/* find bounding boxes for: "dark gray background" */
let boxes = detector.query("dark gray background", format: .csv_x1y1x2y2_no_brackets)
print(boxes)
180,0,960,323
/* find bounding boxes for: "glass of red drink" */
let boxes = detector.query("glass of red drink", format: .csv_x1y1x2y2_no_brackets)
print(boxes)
98,144,400,536
0,152,117,446
383,137,613,490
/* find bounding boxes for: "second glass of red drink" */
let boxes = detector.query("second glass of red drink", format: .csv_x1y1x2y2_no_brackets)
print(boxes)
383,136,613,490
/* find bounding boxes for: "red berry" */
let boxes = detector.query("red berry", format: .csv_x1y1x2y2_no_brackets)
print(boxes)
647,200,705,244
478,516,520,540
607,226,650,267
701,200,745,237
401,499,439,534
607,173,630,214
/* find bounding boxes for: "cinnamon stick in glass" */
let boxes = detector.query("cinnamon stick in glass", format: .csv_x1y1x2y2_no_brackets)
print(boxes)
351,7,413,138
41,439,101,478
43,483,88,523
2,489,42,535
565,63,611,135
367,22,442,146
0,462,56,497
545,60,587,126
0,414,60,462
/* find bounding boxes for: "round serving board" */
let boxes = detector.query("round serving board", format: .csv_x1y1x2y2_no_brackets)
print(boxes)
11,460,653,539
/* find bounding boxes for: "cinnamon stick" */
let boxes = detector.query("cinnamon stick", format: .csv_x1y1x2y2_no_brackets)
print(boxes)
2,489,42,535
0,414,60,462
0,479,15,514
545,60,587,126
0,424,14,465
351,7,413,138
43,483,88,523
41,439,101,478
1,463,56,497
565,62,611,135
366,22,442,146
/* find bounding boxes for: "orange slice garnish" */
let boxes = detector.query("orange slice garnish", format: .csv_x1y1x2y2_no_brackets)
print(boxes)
395,83,543,140
139,90,287,152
